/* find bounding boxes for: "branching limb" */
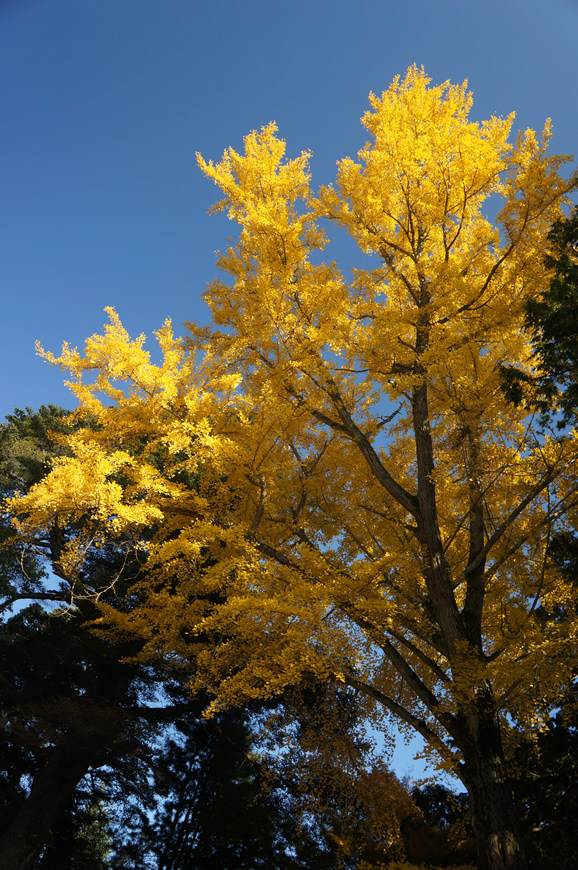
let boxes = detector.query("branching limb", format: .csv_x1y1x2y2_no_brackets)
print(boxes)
0,591,70,614
343,674,462,774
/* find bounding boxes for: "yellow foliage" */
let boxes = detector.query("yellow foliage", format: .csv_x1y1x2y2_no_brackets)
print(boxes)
6,68,578,794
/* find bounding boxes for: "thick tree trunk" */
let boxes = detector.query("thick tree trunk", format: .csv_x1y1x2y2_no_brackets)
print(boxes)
457,688,525,870
0,733,105,870
0,659,132,870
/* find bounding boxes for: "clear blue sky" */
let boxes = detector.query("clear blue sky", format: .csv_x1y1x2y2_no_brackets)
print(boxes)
1,0,576,779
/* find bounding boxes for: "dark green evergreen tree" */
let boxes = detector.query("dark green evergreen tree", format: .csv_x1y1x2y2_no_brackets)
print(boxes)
500,205,578,426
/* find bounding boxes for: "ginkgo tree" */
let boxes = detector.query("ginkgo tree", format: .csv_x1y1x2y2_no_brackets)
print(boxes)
6,67,578,870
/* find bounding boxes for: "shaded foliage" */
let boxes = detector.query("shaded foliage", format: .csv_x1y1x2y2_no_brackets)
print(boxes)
500,205,578,426
510,688,578,869
405,784,475,868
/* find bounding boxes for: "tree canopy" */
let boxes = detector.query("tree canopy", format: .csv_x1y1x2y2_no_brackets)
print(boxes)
5,67,578,870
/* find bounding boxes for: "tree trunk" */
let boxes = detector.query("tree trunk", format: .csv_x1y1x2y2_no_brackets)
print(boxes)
457,687,525,870
0,733,106,870
0,660,132,870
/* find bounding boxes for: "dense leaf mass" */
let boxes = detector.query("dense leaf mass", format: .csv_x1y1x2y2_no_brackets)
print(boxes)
4,68,578,870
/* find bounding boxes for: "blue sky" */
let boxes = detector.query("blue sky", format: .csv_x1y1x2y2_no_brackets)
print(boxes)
1,0,577,779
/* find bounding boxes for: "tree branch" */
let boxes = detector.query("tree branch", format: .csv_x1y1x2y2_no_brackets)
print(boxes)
0,591,70,614
343,674,461,772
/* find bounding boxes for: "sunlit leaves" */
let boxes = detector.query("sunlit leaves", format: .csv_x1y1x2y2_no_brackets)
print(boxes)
5,68,578,764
